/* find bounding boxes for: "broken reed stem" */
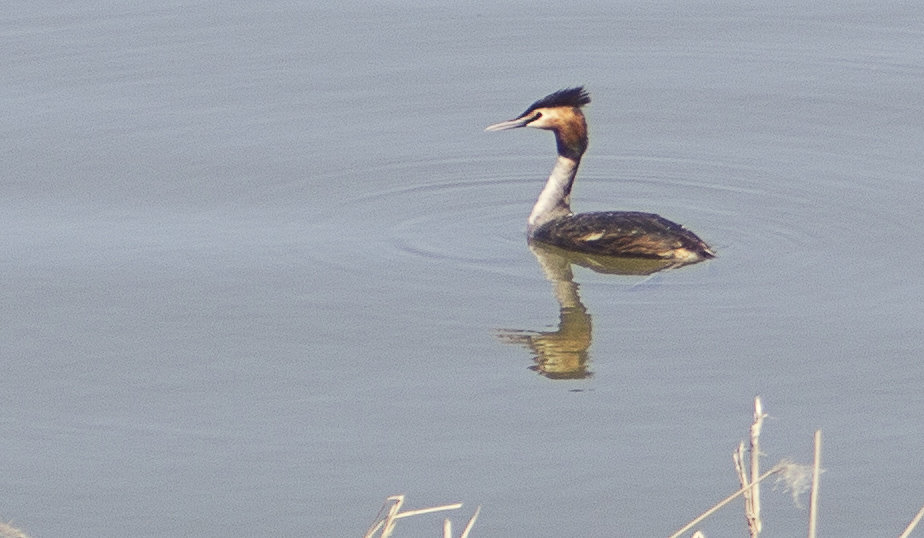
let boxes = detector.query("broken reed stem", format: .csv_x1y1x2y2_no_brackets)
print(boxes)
734,397,765,537
733,442,755,535
393,503,464,519
749,397,765,536
364,495,405,538
365,495,472,538
898,504,924,538
460,506,481,538
668,465,784,538
808,430,821,538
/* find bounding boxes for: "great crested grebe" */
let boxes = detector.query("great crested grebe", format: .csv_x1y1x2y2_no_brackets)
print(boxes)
486,87,714,262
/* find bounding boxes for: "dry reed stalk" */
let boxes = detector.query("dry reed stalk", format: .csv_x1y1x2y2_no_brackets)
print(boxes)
364,495,473,538
749,397,765,535
364,494,404,538
668,465,784,538
807,430,821,538
0,521,29,538
899,504,924,538
442,506,481,538
733,442,753,531
459,506,481,538
392,503,464,519
733,398,765,536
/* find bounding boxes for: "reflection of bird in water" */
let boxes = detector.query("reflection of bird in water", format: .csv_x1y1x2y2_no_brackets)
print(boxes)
497,243,593,379
496,303,592,380
486,87,715,263
497,242,695,379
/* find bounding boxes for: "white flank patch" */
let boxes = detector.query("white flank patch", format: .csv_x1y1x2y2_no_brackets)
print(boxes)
580,232,605,241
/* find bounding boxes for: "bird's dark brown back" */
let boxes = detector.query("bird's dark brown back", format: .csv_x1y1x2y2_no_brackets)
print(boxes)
530,211,714,260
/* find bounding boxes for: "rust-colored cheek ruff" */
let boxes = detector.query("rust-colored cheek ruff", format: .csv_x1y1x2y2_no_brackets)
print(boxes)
552,108,588,159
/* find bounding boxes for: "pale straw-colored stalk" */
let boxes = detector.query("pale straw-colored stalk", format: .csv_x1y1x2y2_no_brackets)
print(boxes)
668,465,784,538
365,495,476,538
749,397,765,535
808,430,822,538
898,503,924,538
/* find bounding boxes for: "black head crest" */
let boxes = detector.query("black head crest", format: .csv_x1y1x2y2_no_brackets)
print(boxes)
521,87,590,117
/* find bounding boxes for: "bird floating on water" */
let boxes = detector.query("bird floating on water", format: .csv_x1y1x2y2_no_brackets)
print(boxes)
486,87,714,262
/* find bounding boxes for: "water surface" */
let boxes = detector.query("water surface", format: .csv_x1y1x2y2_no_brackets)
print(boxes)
3,1,923,536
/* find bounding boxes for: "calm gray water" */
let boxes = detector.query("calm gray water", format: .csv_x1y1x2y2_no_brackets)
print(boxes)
3,2,923,536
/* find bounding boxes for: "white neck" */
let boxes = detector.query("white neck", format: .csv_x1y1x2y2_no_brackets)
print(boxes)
527,155,579,234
